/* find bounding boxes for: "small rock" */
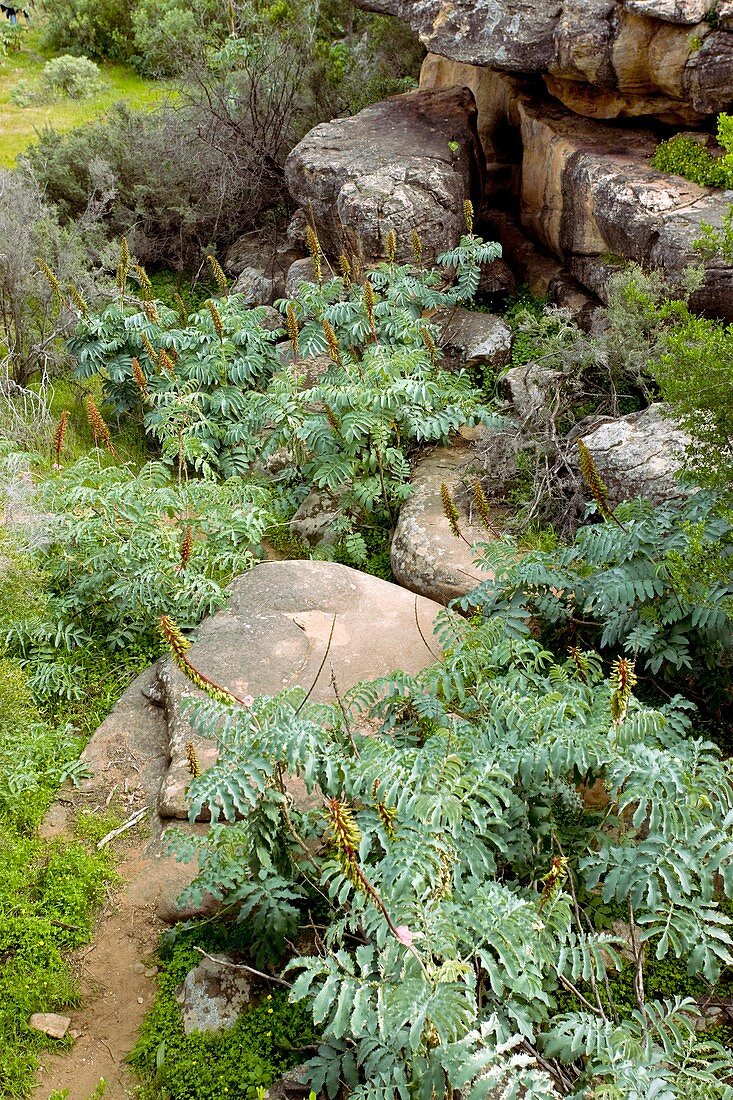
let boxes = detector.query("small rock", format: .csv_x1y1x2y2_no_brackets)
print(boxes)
267,1065,324,1099
258,305,285,333
29,1013,71,1039
232,266,276,307
479,257,517,298
155,886,223,925
503,362,565,422
432,307,512,372
290,489,343,548
574,403,692,506
137,997,144,1004
175,954,251,1035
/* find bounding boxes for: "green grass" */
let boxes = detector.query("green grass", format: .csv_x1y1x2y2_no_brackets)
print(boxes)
0,28,169,167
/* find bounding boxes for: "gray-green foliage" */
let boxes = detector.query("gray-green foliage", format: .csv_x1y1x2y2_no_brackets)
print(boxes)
5,459,273,700
41,55,105,100
0,166,108,389
460,493,733,686
165,612,733,1097
69,233,502,547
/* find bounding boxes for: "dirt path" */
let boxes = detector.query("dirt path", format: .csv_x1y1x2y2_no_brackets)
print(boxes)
33,668,198,1100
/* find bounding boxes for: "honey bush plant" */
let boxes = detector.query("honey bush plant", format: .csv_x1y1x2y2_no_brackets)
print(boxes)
161,611,733,1099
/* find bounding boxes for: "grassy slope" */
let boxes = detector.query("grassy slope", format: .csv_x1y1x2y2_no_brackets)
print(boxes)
0,28,168,167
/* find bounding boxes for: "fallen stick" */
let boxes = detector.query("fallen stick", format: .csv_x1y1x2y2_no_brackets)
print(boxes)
96,806,148,849
193,946,292,988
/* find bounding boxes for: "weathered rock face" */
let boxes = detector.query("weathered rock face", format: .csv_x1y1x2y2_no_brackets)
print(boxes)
422,54,733,319
432,307,513,372
357,0,733,121
576,404,691,504
284,88,485,262
391,444,493,605
157,561,443,819
517,99,733,318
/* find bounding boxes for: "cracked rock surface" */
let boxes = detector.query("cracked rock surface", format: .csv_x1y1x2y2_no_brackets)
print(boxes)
284,88,484,261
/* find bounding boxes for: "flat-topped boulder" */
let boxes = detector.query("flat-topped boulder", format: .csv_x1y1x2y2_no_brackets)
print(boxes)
284,88,484,262
357,0,733,122
391,444,494,606
157,561,443,819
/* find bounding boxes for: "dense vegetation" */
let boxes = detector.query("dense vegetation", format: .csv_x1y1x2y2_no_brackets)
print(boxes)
651,113,733,189
2,3,733,1098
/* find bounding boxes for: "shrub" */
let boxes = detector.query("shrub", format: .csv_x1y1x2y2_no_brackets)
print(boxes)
460,492,733,713
130,0,223,76
41,54,104,99
0,166,110,388
67,228,502,539
5,459,275,701
39,0,136,62
26,93,294,269
651,112,733,188
161,610,733,1097
0,22,22,59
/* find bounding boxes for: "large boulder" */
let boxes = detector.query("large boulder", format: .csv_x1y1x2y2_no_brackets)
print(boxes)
357,1,733,121
575,403,692,505
157,561,443,819
391,444,495,605
284,88,485,262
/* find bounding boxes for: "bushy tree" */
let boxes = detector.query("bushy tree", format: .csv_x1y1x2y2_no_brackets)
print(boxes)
0,167,109,388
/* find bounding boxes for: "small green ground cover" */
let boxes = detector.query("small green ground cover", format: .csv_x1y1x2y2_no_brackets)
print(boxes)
0,27,168,167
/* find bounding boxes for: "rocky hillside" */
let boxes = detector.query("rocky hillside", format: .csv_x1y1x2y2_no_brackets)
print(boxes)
306,0,733,318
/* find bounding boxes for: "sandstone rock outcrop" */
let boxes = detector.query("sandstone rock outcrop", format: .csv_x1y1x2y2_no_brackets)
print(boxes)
284,88,485,262
421,56,733,319
357,0,733,122
575,403,691,504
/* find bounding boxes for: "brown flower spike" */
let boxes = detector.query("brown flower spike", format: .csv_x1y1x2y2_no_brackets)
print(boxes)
610,657,637,725
441,484,462,539
185,741,201,780
159,615,244,707
179,526,193,570
54,411,69,467
131,357,148,397
577,439,611,519
305,225,323,285
286,303,299,361
206,254,229,295
472,479,493,531
85,396,117,458
322,319,341,366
